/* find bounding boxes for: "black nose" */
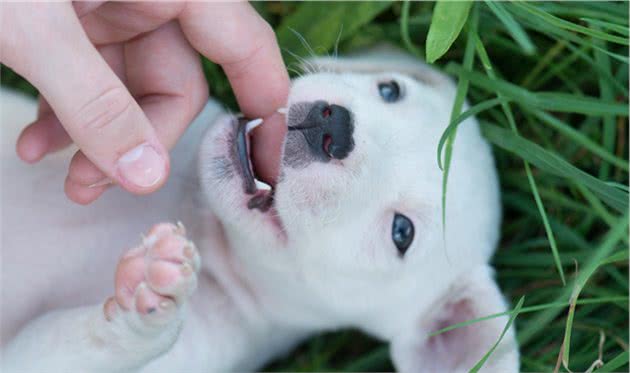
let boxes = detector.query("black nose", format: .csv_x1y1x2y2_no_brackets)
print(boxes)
288,101,354,160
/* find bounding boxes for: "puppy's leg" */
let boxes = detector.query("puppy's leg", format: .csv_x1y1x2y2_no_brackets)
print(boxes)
139,279,305,372
2,223,201,373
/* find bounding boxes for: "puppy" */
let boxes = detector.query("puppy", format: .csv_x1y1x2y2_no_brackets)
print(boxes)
1,46,519,372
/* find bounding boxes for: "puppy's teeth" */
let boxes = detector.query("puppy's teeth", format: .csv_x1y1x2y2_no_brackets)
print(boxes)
277,107,288,115
254,178,272,191
245,118,263,134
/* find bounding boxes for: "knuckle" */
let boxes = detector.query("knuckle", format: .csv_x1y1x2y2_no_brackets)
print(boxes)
223,21,275,74
224,43,265,81
71,86,134,132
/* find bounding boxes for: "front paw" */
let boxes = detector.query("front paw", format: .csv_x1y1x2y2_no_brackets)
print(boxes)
103,222,201,331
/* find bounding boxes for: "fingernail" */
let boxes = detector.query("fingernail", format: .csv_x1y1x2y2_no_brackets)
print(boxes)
159,299,174,311
87,177,114,188
117,143,165,189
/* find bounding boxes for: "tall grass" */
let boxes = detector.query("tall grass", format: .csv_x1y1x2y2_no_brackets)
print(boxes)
2,1,628,372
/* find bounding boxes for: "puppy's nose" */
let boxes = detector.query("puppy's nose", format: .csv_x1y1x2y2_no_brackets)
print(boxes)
288,101,354,160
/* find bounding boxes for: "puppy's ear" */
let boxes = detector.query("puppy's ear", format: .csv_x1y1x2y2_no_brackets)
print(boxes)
306,43,455,91
390,266,519,373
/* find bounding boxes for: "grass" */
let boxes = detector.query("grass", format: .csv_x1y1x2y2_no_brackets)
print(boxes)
1,1,628,372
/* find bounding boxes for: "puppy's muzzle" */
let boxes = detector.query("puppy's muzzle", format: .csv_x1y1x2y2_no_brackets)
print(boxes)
288,101,354,160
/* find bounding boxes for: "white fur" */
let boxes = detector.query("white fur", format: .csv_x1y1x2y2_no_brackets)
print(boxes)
1,48,518,372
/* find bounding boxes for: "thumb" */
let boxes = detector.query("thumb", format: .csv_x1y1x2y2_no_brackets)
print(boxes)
4,3,169,194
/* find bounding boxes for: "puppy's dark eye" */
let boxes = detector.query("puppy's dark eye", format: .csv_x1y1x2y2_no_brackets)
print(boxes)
378,80,401,103
392,213,414,256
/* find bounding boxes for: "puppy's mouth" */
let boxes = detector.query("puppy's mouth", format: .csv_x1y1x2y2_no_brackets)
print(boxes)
235,118,277,212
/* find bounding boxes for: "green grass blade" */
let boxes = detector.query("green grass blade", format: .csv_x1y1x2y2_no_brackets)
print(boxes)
469,296,525,373
600,251,629,266
594,31,617,182
607,182,629,192
474,36,565,285
562,42,628,97
597,350,630,372
517,215,629,345
569,255,629,371
535,92,628,116
484,1,536,55
513,2,629,45
440,6,477,233
482,123,629,213
342,346,390,371
536,2,628,25
524,162,565,285
429,296,628,337
581,18,629,36
521,40,566,88
400,1,423,58
530,110,628,172
594,46,630,65
576,184,618,229
560,267,586,371
425,0,473,63
437,97,507,168
445,64,628,116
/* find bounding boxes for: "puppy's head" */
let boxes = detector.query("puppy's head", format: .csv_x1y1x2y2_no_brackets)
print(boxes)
200,45,516,371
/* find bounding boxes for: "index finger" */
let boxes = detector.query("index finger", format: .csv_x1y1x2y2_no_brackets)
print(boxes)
179,3,289,184
179,2,289,117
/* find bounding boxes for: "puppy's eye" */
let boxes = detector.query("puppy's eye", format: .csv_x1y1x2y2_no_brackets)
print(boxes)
392,213,414,256
378,80,401,103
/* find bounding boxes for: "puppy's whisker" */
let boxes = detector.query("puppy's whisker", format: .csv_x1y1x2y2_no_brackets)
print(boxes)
333,24,344,60
284,48,317,76
287,65,304,78
289,27,318,59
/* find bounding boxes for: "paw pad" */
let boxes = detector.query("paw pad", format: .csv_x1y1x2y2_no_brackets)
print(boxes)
104,222,200,325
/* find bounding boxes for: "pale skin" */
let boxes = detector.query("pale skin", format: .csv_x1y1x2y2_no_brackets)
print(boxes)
0,2,289,204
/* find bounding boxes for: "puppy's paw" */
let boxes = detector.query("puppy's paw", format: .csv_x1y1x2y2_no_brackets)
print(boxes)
103,222,200,332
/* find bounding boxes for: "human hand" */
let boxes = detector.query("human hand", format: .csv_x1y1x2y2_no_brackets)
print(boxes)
1,2,289,204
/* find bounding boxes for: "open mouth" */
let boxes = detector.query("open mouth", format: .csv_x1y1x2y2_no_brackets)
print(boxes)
235,118,276,212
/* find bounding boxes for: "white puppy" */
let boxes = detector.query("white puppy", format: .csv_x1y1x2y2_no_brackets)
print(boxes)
1,47,519,372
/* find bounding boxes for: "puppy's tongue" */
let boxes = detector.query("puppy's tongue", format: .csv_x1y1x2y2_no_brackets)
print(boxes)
249,112,286,186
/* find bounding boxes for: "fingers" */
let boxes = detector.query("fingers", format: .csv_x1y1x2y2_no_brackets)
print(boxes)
8,3,170,195
179,2,289,117
63,22,208,203
79,2,184,45
123,21,208,149
65,151,110,205
16,112,72,163
17,44,126,165
179,2,289,183
72,1,104,17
